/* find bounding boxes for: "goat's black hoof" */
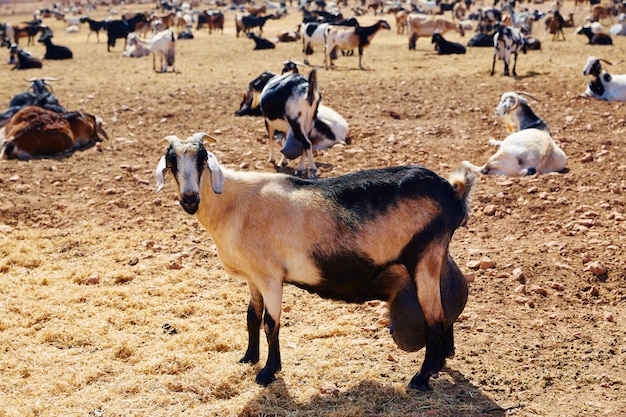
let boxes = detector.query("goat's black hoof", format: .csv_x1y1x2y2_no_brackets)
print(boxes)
255,369,277,386
408,372,431,392
239,353,259,364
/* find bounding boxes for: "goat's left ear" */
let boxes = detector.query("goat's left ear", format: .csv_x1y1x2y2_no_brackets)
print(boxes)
155,156,168,193
206,152,224,194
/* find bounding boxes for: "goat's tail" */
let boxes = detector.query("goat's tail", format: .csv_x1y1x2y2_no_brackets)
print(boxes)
306,68,318,105
448,166,475,225
448,166,474,201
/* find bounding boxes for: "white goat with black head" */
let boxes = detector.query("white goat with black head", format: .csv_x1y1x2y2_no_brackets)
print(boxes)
260,68,322,178
462,92,567,176
581,56,626,102
155,132,474,391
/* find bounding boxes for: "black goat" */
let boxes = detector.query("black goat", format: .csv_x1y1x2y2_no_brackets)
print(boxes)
467,32,494,47
432,33,466,55
0,78,65,127
236,14,275,37
106,13,147,52
9,44,43,70
80,16,108,44
247,32,275,49
38,29,73,60
576,25,613,45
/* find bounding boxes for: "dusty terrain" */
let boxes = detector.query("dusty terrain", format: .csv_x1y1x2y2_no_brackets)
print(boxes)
0,1,625,416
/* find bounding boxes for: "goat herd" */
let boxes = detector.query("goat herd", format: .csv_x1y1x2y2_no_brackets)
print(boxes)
0,0,625,395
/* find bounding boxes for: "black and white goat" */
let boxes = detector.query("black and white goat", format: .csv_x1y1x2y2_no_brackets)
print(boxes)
234,63,349,166
581,56,626,102
260,68,322,178
431,32,466,54
462,92,567,176
155,132,473,391
491,24,527,77
38,29,73,60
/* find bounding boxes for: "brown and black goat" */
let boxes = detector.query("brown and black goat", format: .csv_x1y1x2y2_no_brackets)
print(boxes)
0,106,107,159
155,132,473,391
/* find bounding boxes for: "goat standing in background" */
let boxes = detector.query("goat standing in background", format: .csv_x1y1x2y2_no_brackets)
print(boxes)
491,24,527,76
260,68,321,178
150,28,176,72
155,133,473,391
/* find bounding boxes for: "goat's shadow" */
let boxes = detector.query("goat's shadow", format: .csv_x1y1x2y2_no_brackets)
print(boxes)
513,70,544,80
238,368,514,416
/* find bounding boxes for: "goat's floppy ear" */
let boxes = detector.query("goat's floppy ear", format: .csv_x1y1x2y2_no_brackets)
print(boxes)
155,156,168,193
206,152,224,194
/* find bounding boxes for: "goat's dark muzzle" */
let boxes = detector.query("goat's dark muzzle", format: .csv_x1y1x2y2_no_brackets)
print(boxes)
180,193,200,214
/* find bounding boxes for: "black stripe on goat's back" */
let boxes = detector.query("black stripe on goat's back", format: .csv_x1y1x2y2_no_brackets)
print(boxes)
293,165,458,221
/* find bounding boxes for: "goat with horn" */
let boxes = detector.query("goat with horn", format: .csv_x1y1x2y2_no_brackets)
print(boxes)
462,91,567,176
581,56,626,102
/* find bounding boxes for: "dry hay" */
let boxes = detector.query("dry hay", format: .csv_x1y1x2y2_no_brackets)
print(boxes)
0,1,625,416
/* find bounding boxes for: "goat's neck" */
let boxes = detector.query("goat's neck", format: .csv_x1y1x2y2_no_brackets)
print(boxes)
514,103,550,132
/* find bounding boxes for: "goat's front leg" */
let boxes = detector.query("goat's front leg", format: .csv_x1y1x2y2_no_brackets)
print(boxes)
240,285,264,365
265,121,277,164
255,283,283,386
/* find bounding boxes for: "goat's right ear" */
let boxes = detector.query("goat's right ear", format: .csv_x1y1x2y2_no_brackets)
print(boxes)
206,152,224,194
155,156,168,193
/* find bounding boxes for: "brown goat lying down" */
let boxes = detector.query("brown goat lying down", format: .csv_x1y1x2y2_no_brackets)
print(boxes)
0,106,108,159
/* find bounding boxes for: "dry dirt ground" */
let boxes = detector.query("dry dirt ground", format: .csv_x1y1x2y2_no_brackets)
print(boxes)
0,1,625,416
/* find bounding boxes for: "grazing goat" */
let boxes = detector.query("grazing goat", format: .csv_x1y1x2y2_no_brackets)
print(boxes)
38,29,73,60
576,25,613,44
0,106,107,159
431,32,466,54
155,132,473,390
248,32,276,49
80,16,108,43
462,92,567,176
408,14,465,50
150,28,176,72
491,24,527,77
260,68,321,178
324,19,391,70
581,56,626,102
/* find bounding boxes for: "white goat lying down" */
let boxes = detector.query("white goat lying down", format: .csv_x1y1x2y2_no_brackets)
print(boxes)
156,132,474,391
462,92,567,176
581,56,626,102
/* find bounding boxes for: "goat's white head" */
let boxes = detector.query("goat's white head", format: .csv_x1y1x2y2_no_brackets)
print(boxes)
495,91,539,117
582,56,614,76
155,132,224,215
